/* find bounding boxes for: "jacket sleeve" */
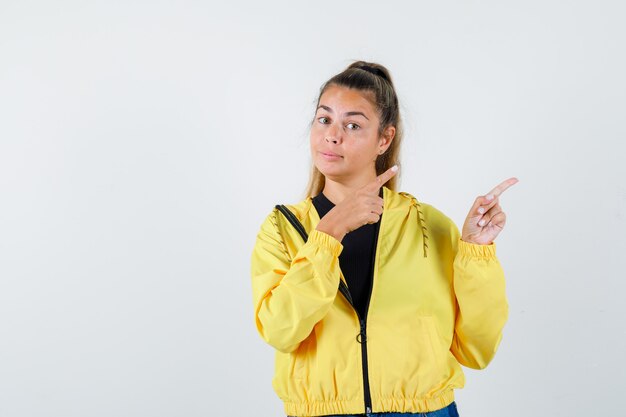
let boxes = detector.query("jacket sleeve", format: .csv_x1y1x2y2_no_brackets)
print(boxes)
449,222,509,370
250,209,344,353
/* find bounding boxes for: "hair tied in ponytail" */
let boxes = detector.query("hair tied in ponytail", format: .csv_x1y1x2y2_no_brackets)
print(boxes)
359,65,387,80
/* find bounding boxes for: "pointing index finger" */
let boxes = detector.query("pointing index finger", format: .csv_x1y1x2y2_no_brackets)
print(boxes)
369,165,398,190
486,177,519,198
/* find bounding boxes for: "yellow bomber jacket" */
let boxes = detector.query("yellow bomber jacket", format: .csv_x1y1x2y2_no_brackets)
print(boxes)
250,186,508,417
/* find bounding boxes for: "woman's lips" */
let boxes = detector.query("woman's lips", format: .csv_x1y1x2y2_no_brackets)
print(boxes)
320,151,342,160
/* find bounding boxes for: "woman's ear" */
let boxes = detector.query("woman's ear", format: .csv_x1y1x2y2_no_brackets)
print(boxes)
378,125,396,153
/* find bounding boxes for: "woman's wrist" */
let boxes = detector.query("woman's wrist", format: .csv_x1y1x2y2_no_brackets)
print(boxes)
461,236,493,245
316,214,347,242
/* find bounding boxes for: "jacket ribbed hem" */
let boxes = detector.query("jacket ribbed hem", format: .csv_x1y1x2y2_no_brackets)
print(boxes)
308,229,343,257
284,390,455,416
375,390,455,414
458,238,497,258
284,398,363,417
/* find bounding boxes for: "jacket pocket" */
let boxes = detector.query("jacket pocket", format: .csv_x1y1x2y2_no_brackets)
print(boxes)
407,316,446,384
291,330,317,382
418,316,446,377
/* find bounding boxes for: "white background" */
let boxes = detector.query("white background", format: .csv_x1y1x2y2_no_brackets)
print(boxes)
1,1,625,416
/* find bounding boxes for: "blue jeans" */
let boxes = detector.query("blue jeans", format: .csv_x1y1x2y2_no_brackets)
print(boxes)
292,401,460,417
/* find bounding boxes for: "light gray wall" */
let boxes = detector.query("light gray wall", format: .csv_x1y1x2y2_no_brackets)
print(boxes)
1,1,624,416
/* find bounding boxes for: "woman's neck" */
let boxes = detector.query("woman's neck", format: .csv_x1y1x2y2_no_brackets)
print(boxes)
321,171,378,204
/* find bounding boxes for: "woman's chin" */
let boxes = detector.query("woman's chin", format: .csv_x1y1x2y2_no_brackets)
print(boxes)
315,164,345,179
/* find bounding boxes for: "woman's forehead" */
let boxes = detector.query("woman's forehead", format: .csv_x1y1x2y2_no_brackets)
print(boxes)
318,86,376,114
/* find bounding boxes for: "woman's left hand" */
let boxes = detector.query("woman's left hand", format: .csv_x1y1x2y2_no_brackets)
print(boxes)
461,177,519,245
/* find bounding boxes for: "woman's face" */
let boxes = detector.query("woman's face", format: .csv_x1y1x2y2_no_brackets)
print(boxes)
310,85,393,185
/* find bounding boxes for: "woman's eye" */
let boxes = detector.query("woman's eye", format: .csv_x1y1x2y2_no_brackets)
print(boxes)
316,117,359,130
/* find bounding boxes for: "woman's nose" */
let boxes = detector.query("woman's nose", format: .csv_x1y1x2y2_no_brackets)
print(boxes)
325,125,342,143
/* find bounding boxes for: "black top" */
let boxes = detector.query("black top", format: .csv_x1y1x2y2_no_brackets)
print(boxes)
311,189,383,320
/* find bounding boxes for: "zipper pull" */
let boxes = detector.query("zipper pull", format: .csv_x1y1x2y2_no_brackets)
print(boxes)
356,319,367,344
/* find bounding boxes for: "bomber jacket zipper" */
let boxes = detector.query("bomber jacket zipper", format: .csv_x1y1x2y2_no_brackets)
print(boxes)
337,218,380,416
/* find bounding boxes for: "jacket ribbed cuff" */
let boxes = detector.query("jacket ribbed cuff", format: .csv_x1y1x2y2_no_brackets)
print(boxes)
458,238,497,258
309,229,343,257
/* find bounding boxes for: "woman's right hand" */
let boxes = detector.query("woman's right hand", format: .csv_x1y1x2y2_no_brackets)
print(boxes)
316,165,398,242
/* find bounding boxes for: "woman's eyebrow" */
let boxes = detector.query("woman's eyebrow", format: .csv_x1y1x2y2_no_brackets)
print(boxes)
316,105,369,120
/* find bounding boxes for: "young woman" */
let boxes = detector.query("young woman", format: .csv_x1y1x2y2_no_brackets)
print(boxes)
250,61,517,417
